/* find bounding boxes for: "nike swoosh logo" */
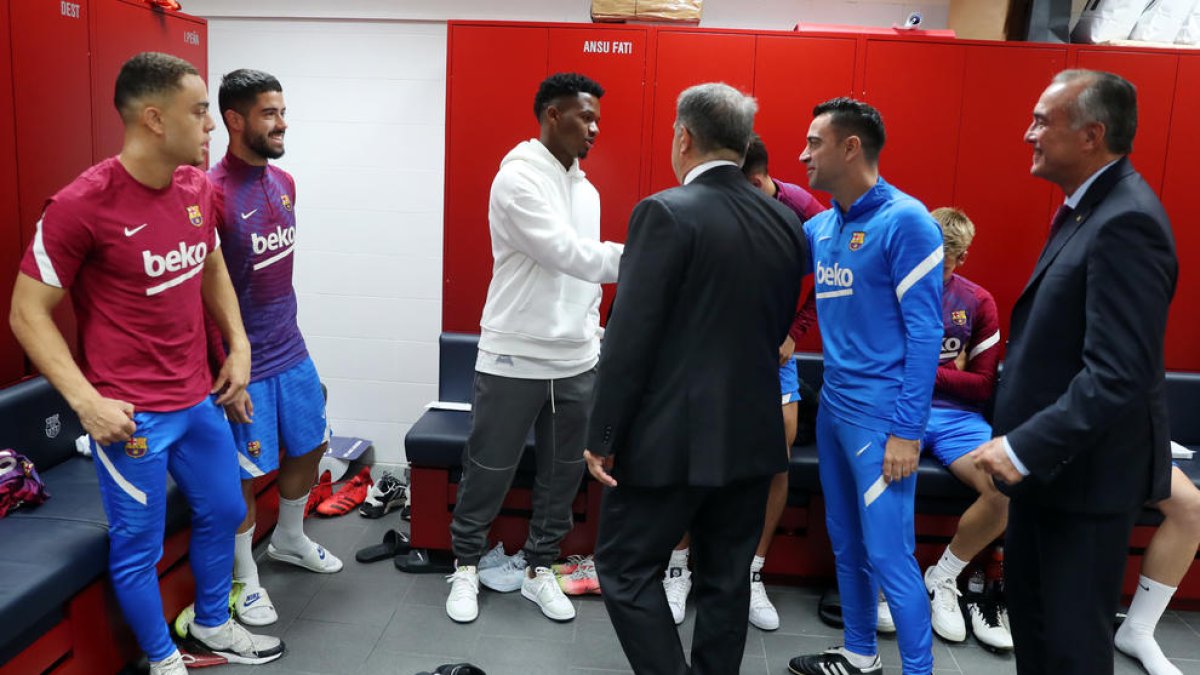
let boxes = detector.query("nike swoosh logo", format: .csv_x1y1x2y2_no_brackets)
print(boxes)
124,224,149,237
818,235,833,241
240,209,258,219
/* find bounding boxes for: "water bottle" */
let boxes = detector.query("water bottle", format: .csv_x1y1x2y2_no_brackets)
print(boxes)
967,568,986,595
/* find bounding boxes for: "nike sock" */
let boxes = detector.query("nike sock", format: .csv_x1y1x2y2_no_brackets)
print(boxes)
233,526,259,589
669,547,689,569
932,548,969,583
1115,575,1182,675
838,646,879,669
270,493,313,554
751,555,766,575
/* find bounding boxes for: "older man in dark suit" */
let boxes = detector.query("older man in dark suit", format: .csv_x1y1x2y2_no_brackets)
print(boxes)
584,82,809,675
973,70,1178,674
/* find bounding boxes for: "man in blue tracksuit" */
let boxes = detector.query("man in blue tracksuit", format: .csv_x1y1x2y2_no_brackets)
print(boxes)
788,99,943,675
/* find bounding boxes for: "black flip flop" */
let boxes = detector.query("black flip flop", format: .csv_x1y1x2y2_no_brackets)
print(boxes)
435,664,487,675
355,529,411,564
818,587,844,628
394,548,455,574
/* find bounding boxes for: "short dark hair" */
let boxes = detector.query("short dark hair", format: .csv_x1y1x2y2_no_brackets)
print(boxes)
812,97,886,163
219,69,283,121
113,52,199,122
1053,69,1137,155
742,133,768,176
533,72,604,121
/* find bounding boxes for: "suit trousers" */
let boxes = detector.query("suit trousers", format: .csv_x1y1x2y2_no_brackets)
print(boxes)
594,476,770,675
1005,496,1138,674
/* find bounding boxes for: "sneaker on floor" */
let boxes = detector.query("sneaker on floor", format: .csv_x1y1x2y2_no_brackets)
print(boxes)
187,619,284,665
233,585,278,626
663,565,691,626
173,584,242,639
522,566,576,621
316,467,373,517
305,470,333,516
925,566,966,642
478,542,507,571
267,540,344,573
876,592,895,634
149,651,188,675
967,596,1013,652
556,555,600,596
789,646,882,674
479,549,527,592
749,571,779,630
446,565,480,623
359,471,406,519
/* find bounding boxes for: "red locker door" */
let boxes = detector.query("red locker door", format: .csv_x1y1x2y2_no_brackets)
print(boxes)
0,0,26,384
1159,55,1200,372
1074,49,1177,196
752,34,857,354
443,25,549,333
952,45,1065,353
861,40,966,210
90,0,208,162
648,31,755,193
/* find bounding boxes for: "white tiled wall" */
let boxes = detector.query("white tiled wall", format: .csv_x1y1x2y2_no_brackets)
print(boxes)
192,0,951,463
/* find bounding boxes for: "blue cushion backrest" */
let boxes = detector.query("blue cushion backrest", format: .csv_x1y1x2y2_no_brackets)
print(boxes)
1167,372,1200,445
439,333,480,403
0,377,84,472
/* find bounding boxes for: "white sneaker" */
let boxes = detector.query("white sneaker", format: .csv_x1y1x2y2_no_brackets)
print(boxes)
267,540,343,573
663,565,691,625
478,542,507,570
876,592,896,634
522,566,576,621
446,565,480,623
924,567,966,642
149,651,188,675
749,571,780,630
479,549,527,592
188,619,284,665
233,585,277,626
967,598,1013,652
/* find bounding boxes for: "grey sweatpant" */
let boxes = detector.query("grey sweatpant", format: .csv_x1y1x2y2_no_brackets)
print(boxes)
450,368,594,569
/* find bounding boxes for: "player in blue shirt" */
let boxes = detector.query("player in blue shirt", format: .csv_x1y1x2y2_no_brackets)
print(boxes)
788,99,943,675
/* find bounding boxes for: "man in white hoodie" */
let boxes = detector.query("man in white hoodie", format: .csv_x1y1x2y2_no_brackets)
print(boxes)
445,72,624,624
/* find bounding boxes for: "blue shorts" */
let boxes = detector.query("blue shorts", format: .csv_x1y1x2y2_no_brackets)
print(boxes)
922,407,993,467
779,359,801,405
230,356,329,479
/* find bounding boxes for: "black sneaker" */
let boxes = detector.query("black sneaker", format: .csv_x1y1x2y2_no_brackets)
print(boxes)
359,471,406,518
789,647,882,674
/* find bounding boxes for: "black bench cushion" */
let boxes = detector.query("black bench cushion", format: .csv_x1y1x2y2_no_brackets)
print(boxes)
439,333,480,403
0,377,85,473
405,409,536,473
1167,371,1200,445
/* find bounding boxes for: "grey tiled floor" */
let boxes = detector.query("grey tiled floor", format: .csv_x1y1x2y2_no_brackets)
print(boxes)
194,514,1200,675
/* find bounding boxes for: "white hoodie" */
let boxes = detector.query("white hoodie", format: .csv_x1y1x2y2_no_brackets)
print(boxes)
477,139,624,374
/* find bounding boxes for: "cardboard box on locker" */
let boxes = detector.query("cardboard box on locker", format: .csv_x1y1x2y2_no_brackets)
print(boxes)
591,0,702,23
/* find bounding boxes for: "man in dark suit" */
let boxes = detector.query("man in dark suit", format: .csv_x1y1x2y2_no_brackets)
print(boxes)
584,82,808,675
972,70,1178,674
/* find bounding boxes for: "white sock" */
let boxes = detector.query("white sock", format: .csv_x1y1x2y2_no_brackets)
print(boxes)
150,649,182,666
233,526,259,589
932,549,969,582
1115,575,1182,675
669,547,689,569
271,492,312,553
839,646,878,669
750,555,766,574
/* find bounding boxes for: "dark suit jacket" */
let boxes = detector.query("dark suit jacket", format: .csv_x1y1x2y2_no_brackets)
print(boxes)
993,157,1178,514
588,164,808,488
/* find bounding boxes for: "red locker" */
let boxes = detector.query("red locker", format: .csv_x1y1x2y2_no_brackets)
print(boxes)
1074,49,1178,197
951,45,1065,354
861,39,966,210
648,31,755,193
443,25,549,333
90,0,208,162
1159,55,1200,372
0,0,26,385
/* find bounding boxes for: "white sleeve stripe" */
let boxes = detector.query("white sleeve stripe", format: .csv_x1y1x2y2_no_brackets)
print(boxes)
32,218,62,288
238,452,266,477
969,330,1001,360
895,246,944,301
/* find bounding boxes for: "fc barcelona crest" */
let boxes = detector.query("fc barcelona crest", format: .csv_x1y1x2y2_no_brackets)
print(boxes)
848,231,866,251
187,204,204,227
45,414,61,439
952,310,968,326
125,437,148,458
247,440,262,457
280,194,292,211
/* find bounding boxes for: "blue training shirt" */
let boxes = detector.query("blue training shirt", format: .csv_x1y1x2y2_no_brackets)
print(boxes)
805,177,944,440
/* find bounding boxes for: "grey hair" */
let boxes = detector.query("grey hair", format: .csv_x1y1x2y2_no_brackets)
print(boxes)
1052,69,1137,155
675,82,758,157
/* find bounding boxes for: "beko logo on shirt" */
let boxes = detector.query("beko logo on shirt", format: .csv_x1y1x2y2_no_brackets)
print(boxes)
143,242,208,278
252,226,295,254
816,261,854,288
